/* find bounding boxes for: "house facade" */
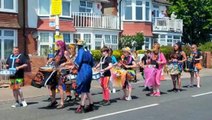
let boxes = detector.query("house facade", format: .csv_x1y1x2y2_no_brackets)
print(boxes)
119,0,183,49
26,0,120,56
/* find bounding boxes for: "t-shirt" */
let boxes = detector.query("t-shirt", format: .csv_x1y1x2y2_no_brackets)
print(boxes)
123,55,134,70
111,55,118,64
100,56,112,77
192,51,202,64
6,53,27,78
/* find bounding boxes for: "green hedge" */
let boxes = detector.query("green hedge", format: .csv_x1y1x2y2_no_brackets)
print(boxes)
199,42,212,52
91,50,122,61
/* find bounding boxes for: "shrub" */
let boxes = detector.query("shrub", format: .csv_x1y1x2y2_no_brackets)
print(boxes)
199,42,212,52
113,50,122,60
91,50,101,61
137,50,146,54
160,45,173,59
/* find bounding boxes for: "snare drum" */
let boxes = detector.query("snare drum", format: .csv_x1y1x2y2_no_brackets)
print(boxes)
92,72,101,80
39,66,54,72
0,69,16,77
126,70,136,81
65,74,77,84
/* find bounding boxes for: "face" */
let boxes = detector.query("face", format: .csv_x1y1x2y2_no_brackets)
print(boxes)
56,44,61,49
123,51,129,57
102,51,108,56
191,45,197,51
13,48,19,55
174,44,179,50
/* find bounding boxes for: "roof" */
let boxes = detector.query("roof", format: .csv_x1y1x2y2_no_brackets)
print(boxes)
37,19,76,32
0,13,20,29
122,22,153,37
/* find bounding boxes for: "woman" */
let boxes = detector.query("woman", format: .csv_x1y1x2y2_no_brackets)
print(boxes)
148,43,166,96
119,47,137,101
109,48,118,93
95,46,113,106
189,44,202,88
47,40,67,108
168,42,187,92
72,39,94,113
60,44,80,103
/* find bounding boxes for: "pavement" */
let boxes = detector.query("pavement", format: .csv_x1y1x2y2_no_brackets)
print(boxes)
0,68,212,102
0,69,212,120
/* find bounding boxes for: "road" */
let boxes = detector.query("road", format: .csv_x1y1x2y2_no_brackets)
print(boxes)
0,76,212,120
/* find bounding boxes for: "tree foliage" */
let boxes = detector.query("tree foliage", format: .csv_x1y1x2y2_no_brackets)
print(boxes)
168,0,212,44
119,32,144,50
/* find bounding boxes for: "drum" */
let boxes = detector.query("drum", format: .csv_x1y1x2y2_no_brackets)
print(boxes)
60,69,70,76
167,63,180,75
0,69,16,77
92,72,101,80
31,67,57,88
126,70,136,81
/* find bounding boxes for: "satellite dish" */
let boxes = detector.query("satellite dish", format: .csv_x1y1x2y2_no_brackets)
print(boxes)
31,31,38,39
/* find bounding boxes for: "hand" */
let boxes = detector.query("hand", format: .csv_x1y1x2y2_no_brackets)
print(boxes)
100,69,105,72
16,67,19,71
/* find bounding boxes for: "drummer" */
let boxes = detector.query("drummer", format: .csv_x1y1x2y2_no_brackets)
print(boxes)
119,47,137,101
95,46,113,106
6,47,28,108
46,40,67,108
60,43,80,102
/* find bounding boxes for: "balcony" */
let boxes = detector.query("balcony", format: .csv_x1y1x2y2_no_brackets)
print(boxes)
72,12,119,30
153,18,183,33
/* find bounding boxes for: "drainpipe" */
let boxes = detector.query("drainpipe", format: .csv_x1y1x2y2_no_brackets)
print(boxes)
23,0,27,57
118,0,123,30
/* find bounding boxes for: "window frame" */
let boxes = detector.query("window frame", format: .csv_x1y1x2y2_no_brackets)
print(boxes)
0,0,17,13
0,29,17,59
79,0,93,13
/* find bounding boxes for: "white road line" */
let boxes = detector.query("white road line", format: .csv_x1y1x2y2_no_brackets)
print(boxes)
192,91,212,98
82,103,159,120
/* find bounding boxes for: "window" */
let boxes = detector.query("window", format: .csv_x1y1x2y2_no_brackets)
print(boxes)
167,35,172,46
73,34,81,41
160,34,166,45
63,33,72,43
62,1,71,16
84,34,91,49
136,0,142,20
144,37,150,49
0,29,17,59
95,41,101,50
125,0,132,20
40,33,49,42
38,0,50,15
79,0,93,12
39,32,51,56
112,35,118,44
105,35,111,44
95,34,102,39
145,2,150,21
0,0,17,12
173,35,181,44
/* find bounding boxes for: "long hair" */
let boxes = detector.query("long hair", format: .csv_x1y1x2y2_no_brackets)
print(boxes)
56,40,66,57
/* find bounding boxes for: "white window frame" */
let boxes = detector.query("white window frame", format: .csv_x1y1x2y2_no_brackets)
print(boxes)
125,0,133,20
38,0,72,18
63,33,73,44
95,34,103,50
104,35,118,50
124,0,151,22
143,37,151,50
79,0,93,13
145,1,151,21
135,0,143,20
38,32,54,56
0,29,17,59
0,0,18,13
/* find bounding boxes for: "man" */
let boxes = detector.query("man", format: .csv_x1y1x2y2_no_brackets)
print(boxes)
6,47,28,108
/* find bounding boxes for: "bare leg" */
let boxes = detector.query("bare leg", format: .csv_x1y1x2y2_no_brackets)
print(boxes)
58,85,64,105
13,90,19,102
195,72,201,88
17,88,24,101
190,72,194,86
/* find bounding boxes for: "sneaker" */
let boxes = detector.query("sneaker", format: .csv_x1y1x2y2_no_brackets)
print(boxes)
125,96,132,101
85,104,94,112
11,103,21,108
47,101,58,108
65,96,72,103
150,92,156,96
103,100,111,106
154,92,160,97
21,101,27,107
112,88,116,93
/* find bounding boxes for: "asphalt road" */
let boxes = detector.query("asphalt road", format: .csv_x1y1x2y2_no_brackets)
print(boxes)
0,76,212,120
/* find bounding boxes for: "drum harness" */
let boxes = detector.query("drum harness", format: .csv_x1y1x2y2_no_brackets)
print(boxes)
9,54,21,72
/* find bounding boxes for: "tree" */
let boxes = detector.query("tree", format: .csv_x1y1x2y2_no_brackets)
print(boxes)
119,32,144,50
168,0,212,44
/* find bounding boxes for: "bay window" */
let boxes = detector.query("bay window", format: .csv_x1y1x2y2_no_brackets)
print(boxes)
62,1,71,16
145,2,150,21
136,0,142,20
125,0,132,20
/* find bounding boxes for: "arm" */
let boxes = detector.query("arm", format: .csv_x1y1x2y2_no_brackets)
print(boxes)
179,51,187,63
158,53,167,65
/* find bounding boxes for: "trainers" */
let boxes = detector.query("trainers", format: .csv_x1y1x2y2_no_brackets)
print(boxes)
125,96,132,101
11,103,21,108
21,101,28,107
65,96,72,103
47,101,58,108
154,92,160,97
112,88,116,93
150,92,156,96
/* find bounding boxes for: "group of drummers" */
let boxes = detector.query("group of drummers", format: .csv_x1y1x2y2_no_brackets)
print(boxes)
4,39,203,113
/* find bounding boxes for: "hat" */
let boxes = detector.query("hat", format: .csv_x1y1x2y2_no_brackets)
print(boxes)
76,39,86,46
122,47,131,54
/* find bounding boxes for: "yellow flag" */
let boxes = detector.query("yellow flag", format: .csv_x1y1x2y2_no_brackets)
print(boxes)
51,0,62,15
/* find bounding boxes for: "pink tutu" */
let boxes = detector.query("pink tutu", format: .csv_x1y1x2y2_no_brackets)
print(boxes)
144,67,156,87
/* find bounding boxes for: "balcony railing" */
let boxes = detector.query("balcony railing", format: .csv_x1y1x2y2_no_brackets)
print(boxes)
72,12,119,30
153,17,183,33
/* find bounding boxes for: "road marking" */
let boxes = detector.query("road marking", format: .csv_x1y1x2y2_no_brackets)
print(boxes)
83,103,159,120
192,91,212,98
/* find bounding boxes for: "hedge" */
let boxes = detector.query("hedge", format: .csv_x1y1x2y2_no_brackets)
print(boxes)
199,42,212,52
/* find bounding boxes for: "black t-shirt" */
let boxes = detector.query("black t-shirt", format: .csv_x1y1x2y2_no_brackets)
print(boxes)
100,56,112,77
54,50,67,65
123,56,134,70
6,53,27,78
192,51,202,64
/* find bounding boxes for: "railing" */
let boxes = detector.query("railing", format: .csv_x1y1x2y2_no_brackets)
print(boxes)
72,12,119,30
153,17,183,32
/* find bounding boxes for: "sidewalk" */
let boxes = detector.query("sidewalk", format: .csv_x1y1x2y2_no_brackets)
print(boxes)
0,68,212,102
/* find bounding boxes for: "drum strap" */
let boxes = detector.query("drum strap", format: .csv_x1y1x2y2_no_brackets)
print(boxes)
9,54,21,69
44,70,57,86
